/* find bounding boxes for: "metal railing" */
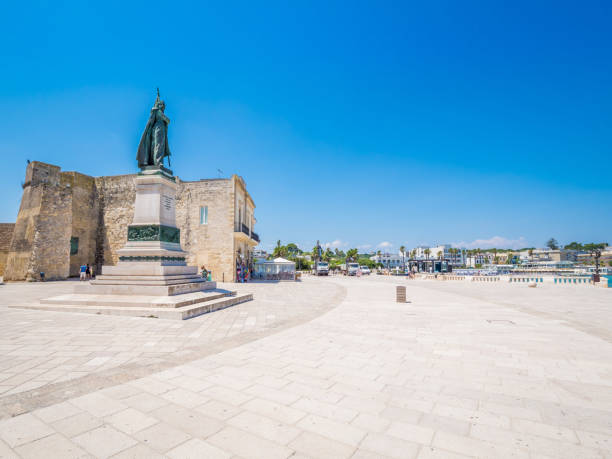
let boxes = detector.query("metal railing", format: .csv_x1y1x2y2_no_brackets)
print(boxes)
235,223,260,242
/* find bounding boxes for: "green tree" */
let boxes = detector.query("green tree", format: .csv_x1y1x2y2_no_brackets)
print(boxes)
399,245,406,270
357,257,375,269
564,242,583,250
286,243,300,256
546,238,559,250
346,248,359,264
272,244,288,259
424,248,430,260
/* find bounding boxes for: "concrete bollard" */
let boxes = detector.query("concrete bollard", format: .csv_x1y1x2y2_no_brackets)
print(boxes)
396,286,406,303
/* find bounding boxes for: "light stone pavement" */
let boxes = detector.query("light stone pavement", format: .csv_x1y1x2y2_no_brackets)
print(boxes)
0,279,345,416
0,276,611,458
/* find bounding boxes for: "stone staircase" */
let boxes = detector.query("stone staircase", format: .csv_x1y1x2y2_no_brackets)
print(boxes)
16,289,253,320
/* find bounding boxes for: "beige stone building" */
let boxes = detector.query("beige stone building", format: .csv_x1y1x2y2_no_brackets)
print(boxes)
1,161,258,282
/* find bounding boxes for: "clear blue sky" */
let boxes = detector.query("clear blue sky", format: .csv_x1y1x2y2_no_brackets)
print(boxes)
1,1,610,252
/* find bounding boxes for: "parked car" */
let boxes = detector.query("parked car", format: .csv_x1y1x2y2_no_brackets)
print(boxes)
359,266,371,275
347,262,360,276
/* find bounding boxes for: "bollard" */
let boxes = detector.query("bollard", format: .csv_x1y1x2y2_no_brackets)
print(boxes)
396,286,406,303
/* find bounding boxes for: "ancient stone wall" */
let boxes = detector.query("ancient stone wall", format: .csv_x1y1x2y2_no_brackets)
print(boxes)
63,172,99,277
5,162,256,282
175,178,235,282
0,224,15,276
4,162,72,281
93,175,136,272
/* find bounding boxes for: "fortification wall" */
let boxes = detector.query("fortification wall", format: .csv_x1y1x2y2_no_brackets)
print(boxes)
175,178,234,282
63,172,99,276
94,175,136,272
0,224,15,276
5,162,251,282
4,162,73,280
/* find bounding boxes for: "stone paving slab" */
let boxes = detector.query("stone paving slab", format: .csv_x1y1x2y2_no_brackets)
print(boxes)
0,278,345,409
0,276,610,458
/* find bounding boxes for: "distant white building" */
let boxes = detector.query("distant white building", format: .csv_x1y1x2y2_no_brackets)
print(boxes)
519,248,578,263
409,244,466,266
370,253,405,268
466,253,489,267
253,249,269,260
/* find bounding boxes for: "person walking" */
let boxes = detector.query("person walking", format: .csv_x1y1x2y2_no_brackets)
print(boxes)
79,264,87,281
86,264,91,280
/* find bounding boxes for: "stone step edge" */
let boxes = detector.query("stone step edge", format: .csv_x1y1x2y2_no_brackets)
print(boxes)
95,274,207,280
91,278,210,286
10,293,253,320
40,290,237,309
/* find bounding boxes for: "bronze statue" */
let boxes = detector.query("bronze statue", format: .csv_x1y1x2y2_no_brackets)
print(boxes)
136,89,171,169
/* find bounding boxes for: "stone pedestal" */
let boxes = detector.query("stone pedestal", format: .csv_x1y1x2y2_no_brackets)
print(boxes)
81,169,211,296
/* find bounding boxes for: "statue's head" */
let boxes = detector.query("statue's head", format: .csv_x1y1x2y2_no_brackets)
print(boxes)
153,99,165,112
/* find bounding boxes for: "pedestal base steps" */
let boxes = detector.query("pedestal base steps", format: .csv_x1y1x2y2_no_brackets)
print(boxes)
17,289,253,320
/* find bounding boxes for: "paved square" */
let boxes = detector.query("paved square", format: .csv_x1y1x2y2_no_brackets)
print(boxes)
0,276,610,457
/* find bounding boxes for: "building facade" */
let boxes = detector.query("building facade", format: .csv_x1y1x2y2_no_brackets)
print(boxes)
2,161,258,282
410,244,466,266
370,253,405,268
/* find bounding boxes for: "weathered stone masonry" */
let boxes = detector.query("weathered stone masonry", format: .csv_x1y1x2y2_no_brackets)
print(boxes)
3,162,258,282
0,224,15,277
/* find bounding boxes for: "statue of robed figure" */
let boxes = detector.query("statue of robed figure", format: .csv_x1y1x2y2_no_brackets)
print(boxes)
136,89,172,169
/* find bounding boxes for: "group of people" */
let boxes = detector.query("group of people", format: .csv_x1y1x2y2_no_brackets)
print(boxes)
79,263,94,280
236,263,250,283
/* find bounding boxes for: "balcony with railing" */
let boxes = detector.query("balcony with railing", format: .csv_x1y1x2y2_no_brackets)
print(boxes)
234,223,260,243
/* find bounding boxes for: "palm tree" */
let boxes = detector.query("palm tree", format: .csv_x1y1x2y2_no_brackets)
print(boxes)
346,248,359,269
400,245,406,271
